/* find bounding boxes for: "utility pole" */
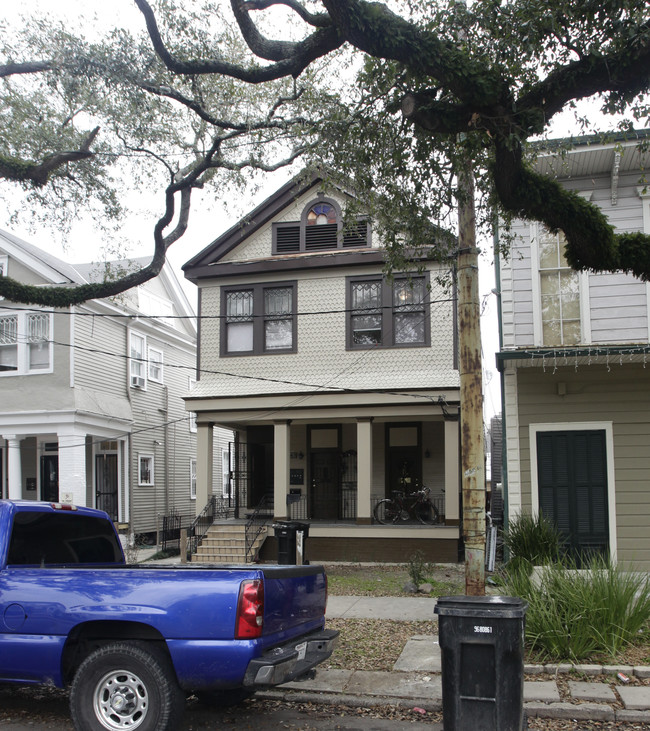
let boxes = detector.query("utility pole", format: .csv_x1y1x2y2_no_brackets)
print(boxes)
457,158,486,596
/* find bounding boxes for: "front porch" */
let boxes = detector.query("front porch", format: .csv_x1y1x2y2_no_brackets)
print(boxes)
258,521,461,563
184,512,460,564
191,390,462,563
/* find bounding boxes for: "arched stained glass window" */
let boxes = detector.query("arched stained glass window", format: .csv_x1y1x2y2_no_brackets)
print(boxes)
306,203,337,226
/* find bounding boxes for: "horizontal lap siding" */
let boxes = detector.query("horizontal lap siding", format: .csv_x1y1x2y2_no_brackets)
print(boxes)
515,365,650,568
73,311,127,396
130,335,197,535
589,273,647,343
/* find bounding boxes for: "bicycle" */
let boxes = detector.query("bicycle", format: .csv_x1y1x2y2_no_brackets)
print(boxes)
373,485,440,525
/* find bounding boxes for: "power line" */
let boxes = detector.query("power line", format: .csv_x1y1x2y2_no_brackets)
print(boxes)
0,295,457,321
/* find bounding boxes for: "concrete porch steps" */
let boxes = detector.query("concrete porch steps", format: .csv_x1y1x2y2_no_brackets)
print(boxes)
191,523,268,564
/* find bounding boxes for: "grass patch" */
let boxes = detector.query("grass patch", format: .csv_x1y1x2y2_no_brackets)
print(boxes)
325,563,465,597
327,569,406,596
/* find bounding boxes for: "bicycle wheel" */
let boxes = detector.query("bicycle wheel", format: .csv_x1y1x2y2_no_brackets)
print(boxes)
374,499,397,524
416,500,440,525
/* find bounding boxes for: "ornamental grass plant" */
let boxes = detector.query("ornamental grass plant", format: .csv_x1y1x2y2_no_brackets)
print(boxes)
503,554,650,662
501,512,563,570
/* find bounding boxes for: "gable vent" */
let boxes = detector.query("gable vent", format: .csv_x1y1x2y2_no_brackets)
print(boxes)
343,221,369,248
275,224,300,253
305,223,338,251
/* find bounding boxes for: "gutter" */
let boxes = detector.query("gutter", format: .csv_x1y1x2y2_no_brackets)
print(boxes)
496,344,650,372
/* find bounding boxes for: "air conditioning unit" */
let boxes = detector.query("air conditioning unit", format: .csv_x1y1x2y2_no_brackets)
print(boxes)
131,375,145,388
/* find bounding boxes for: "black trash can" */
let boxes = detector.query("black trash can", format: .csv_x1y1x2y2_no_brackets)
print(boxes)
435,595,528,731
273,521,310,565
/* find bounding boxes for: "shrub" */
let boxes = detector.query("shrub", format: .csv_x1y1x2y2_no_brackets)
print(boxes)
407,550,431,586
503,554,650,662
502,512,562,566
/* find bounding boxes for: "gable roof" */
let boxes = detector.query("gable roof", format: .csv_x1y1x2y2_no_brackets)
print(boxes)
1,230,196,335
183,168,358,273
0,229,88,286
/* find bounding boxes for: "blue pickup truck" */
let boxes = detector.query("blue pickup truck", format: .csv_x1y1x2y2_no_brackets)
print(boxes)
0,500,338,731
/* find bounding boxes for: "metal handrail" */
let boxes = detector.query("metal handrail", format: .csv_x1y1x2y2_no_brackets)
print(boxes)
245,494,273,562
188,496,217,555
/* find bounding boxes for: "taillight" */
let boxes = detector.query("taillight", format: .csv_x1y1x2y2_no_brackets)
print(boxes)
235,579,264,639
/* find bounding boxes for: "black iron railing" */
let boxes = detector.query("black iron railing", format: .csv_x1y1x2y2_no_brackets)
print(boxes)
182,496,237,556
245,494,273,562
161,508,181,551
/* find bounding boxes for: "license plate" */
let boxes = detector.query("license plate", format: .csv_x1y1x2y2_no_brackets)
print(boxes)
295,642,307,661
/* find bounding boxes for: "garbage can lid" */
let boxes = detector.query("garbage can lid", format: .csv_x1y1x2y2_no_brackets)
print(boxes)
434,595,528,618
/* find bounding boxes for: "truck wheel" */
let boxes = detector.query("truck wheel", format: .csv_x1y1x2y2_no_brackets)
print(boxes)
195,688,254,707
70,642,185,731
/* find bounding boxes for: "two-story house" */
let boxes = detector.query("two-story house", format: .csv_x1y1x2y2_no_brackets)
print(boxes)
0,230,230,541
496,130,650,567
183,170,463,562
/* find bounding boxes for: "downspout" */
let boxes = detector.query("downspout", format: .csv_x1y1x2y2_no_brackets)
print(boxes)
161,385,169,514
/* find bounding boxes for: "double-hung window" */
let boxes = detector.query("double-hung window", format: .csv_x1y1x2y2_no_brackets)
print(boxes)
0,310,52,374
138,454,154,486
148,347,163,384
130,332,147,388
221,282,297,355
347,274,429,349
538,229,581,345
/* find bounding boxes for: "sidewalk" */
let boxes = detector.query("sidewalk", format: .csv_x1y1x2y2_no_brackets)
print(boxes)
137,552,650,723
260,595,650,725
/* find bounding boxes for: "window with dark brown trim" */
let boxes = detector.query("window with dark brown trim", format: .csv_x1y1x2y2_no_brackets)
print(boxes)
272,197,370,254
346,274,430,349
221,282,297,356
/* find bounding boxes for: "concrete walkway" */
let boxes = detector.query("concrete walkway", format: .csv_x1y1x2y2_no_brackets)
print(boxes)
263,594,650,724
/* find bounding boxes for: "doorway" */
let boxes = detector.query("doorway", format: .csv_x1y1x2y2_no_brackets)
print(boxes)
40,455,59,502
247,426,274,509
95,453,118,521
536,429,609,561
385,424,422,497
310,450,340,519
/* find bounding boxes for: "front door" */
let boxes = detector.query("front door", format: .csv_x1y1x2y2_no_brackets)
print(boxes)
310,451,340,519
40,455,59,502
387,447,421,496
95,453,118,521
536,429,609,562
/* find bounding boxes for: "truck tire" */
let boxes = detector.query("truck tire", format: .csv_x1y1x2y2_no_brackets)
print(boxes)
69,641,185,731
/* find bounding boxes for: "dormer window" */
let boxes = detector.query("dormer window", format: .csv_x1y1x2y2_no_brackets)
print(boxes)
273,197,370,255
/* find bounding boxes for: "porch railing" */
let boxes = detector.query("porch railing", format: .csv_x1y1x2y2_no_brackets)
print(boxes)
245,494,273,562
186,496,234,555
371,491,446,524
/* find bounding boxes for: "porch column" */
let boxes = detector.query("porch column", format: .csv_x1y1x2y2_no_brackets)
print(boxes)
273,421,290,520
196,422,213,514
356,418,373,524
444,419,460,524
3,435,22,500
57,429,88,506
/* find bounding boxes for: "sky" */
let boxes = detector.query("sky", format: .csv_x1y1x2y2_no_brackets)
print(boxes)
2,0,626,425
